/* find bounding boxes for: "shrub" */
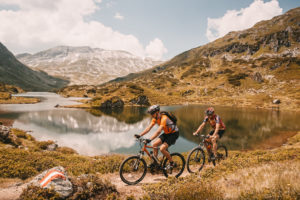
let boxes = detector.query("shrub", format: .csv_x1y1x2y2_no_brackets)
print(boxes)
71,174,118,200
19,185,63,200
37,140,55,150
12,129,35,141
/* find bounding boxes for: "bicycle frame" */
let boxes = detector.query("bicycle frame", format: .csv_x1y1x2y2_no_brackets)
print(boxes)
198,135,214,155
136,138,165,166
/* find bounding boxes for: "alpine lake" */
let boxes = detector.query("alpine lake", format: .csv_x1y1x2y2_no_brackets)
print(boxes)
0,92,299,156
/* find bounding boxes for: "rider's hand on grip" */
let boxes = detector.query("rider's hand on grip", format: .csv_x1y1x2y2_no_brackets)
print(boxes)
144,139,151,144
134,134,141,139
193,132,198,136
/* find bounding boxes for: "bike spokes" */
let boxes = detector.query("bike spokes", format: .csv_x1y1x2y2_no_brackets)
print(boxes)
119,156,147,185
187,147,205,173
216,145,228,163
163,153,185,178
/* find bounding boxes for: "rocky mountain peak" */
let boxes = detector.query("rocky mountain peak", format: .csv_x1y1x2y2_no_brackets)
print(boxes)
17,46,162,85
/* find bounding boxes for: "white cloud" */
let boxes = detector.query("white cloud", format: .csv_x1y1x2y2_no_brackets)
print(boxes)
206,0,283,41
114,12,124,20
145,38,168,60
0,0,166,59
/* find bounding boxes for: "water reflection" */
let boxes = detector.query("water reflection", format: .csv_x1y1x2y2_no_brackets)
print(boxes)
173,105,299,150
0,93,299,155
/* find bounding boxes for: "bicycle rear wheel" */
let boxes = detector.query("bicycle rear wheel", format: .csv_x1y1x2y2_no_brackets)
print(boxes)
162,153,185,178
187,147,205,173
212,145,228,166
216,145,228,162
119,156,147,185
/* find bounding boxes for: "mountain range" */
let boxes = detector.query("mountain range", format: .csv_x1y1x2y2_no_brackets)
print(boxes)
17,46,162,85
0,43,69,91
59,7,300,111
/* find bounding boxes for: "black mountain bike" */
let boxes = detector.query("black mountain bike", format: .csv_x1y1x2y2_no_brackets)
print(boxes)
187,134,228,173
119,136,185,185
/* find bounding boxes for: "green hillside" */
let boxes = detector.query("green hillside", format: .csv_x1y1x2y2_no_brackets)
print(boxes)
0,43,69,91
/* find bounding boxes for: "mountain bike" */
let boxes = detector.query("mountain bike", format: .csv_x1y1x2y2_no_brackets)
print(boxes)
186,134,228,173
119,135,185,185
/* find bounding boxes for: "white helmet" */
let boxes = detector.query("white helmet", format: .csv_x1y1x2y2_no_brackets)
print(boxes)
147,105,160,115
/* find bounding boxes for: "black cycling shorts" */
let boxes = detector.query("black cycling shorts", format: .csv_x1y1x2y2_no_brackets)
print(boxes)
159,131,179,146
209,129,225,138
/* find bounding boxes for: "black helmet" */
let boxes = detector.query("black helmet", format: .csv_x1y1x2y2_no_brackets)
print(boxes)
147,105,160,115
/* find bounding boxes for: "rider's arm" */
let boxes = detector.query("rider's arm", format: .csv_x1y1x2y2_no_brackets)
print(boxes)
149,125,164,140
193,122,205,135
140,123,155,137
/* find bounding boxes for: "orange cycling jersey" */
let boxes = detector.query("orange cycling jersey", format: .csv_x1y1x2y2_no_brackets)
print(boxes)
151,114,178,134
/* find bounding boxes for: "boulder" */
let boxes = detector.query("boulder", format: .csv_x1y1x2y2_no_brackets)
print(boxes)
181,90,195,97
29,166,73,198
46,143,58,151
0,125,10,142
130,95,150,106
273,99,281,104
252,72,264,83
100,96,124,109
111,96,124,108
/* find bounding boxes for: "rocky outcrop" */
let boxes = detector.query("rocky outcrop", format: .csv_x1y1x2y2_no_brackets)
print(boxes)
181,90,195,97
129,95,150,106
29,166,73,198
0,125,10,143
98,96,124,109
252,72,264,83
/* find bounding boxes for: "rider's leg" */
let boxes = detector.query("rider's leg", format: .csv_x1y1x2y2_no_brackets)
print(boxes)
211,134,219,157
160,142,173,162
152,138,162,159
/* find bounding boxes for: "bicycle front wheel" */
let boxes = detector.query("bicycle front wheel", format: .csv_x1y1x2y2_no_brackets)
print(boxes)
119,156,147,185
162,153,185,178
187,147,205,173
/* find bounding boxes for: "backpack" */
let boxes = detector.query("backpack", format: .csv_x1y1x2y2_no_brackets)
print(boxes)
160,111,177,124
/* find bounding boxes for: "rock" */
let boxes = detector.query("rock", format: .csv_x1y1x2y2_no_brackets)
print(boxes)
252,72,264,83
111,96,124,108
130,95,150,106
29,166,73,198
46,143,58,151
100,96,124,109
273,99,281,104
54,104,59,108
181,90,195,97
0,125,10,143
270,63,281,70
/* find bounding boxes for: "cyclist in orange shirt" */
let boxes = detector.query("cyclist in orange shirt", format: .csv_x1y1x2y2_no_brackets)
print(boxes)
193,107,226,160
135,105,179,167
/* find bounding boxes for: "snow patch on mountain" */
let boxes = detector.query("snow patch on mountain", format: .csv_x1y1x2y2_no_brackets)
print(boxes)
17,46,162,85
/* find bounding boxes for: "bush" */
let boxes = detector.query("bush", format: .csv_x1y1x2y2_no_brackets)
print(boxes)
19,185,63,200
12,129,35,141
37,140,55,150
71,174,118,200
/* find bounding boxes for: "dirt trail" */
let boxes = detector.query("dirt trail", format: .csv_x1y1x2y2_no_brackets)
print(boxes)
0,172,190,200
0,182,28,200
103,171,190,198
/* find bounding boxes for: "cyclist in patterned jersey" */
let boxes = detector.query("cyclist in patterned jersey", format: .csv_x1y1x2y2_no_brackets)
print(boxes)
193,107,226,160
135,105,179,167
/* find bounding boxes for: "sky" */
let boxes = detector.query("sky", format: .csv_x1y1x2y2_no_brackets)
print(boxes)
0,0,299,60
